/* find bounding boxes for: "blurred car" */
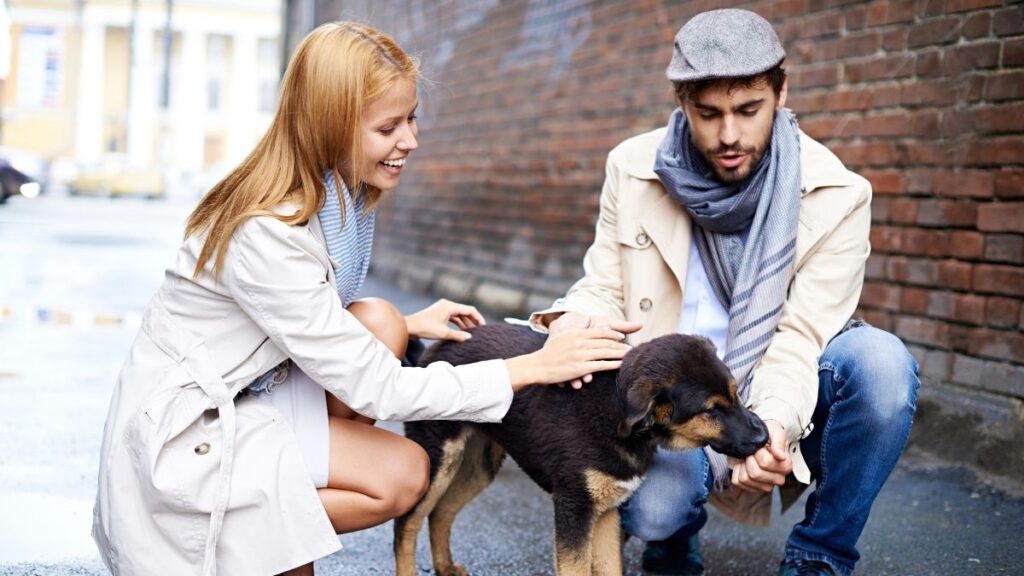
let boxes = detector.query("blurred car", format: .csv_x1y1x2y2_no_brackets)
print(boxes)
0,148,46,203
69,158,164,199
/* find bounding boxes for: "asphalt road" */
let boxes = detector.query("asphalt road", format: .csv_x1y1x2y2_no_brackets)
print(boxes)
1,194,1022,575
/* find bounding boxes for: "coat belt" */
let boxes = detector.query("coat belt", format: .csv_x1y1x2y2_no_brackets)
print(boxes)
143,303,237,576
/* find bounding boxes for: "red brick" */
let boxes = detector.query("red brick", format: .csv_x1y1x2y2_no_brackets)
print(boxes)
871,225,904,252
966,327,1024,364
968,137,1024,167
900,79,960,107
882,28,909,51
994,7,1024,37
954,294,987,324
862,169,905,194
866,254,888,280
984,234,1024,264
787,92,827,114
861,309,892,331
827,85,902,111
915,49,943,77
978,203,1024,233
889,257,938,286
845,6,868,30
946,103,1024,137
962,12,992,39
918,0,945,17
1005,38,1024,67
845,53,916,82
974,264,1024,297
872,197,891,222
932,170,995,198
945,0,1002,14
889,198,919,224
986,296,1023,328
938,260,975,290
837,31,883,58
942,42,1001,75
917,199,978,228
894,315,950,347
927,290,953,318
791,64,840,89
862,281,902,310
908,17,962,48
985,71,1024,101
995,170,1024,199
796,12,843,39
950,231,985,259
867,0,915,26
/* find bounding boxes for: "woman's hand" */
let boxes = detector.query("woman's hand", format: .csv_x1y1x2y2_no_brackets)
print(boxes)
505,327,631,392
548,312,642,388
405,299,486,342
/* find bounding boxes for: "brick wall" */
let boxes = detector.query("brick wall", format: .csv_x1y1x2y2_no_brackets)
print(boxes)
312,0,1024,476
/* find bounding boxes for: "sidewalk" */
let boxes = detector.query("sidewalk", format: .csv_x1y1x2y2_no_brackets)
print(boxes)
2,256,1022,574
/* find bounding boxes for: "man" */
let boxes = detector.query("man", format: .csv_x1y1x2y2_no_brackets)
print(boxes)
529,9,919,576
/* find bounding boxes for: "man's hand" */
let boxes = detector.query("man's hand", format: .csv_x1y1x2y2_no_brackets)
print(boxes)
548,312,641,389
405,299,485,342
730,420,792,493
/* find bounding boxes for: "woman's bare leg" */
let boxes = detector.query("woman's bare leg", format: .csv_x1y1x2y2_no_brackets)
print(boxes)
327,298,410,424
317,415,429,533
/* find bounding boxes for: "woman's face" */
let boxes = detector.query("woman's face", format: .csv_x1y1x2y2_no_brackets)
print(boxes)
357,77,419,192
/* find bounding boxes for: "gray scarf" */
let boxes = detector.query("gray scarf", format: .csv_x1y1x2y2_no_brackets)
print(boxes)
654,106,802,489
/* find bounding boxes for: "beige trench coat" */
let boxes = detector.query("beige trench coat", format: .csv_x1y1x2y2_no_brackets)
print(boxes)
92,205,514,575
530,128,872,526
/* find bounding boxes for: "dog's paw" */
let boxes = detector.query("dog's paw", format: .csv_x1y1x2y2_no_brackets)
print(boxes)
434,563,470,576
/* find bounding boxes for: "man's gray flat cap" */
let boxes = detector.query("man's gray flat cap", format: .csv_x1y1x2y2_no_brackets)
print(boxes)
666,9,785,82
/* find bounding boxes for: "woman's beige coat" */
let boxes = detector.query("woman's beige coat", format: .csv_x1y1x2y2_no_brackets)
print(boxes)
92,206,514,575
530,128,872,525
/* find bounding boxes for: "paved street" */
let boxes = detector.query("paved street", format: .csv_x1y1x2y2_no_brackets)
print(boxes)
1,194,1022,575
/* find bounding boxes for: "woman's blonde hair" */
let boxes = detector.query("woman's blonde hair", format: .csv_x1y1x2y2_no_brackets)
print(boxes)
185,21,419,279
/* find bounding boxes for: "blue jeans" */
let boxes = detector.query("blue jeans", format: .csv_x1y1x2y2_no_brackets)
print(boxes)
619,325,920,576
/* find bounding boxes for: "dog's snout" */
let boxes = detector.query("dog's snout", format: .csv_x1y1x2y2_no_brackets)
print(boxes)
749,412,769,448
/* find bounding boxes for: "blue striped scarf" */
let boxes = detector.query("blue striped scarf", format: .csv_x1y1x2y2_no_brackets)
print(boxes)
246,173,375,393
654,107,801,488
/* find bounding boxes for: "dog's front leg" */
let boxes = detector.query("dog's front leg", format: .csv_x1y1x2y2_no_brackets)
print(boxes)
553,492,595,576
590,508,623,576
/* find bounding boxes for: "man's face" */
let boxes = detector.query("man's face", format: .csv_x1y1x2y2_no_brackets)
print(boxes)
682,77,788,184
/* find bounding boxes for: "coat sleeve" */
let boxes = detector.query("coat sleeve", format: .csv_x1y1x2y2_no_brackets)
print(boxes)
529,151,628,331
747,177,872,449
222,217,513,423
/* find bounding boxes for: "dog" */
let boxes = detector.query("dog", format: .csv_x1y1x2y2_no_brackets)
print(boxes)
394,323,769,576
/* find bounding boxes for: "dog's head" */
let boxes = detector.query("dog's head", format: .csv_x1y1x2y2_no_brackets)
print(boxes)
615,334,768,458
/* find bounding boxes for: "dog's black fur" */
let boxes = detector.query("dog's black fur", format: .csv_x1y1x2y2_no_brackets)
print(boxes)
394,323,768,576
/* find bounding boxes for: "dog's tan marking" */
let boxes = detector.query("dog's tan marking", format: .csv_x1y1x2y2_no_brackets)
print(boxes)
728,379,739,401
555,539,592,576
394,431,469,576
428,433,504,576
654,402,674,423
665,414,723,451
613,444,642,469
590,508,623,576
585,469,641,511
703,394,729,411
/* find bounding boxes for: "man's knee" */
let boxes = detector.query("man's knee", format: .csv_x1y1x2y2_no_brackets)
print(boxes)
621,486,705,542
348,298,409,358
824,326,920,421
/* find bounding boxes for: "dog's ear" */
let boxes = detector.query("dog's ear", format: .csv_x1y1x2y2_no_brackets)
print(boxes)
618,380,656,438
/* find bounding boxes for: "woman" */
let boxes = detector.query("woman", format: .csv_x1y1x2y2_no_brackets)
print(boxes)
92,22,630,576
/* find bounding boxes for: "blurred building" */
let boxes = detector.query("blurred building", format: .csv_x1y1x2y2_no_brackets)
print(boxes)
2,0,282,197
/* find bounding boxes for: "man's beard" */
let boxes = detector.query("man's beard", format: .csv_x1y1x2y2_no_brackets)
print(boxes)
702,142,766,185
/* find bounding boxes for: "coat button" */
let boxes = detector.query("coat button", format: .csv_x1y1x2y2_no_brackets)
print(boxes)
194,442,211,455
639,298,652,312
636,232,649,246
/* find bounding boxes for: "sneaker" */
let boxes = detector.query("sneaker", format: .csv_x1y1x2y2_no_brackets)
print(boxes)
641,533,704,575
778,558,837,576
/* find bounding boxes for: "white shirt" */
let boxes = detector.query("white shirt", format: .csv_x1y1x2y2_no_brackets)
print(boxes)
677,232,730,359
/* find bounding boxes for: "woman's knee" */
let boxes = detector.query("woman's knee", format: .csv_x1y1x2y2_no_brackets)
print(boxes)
382,441,430,517
348,298,409,358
